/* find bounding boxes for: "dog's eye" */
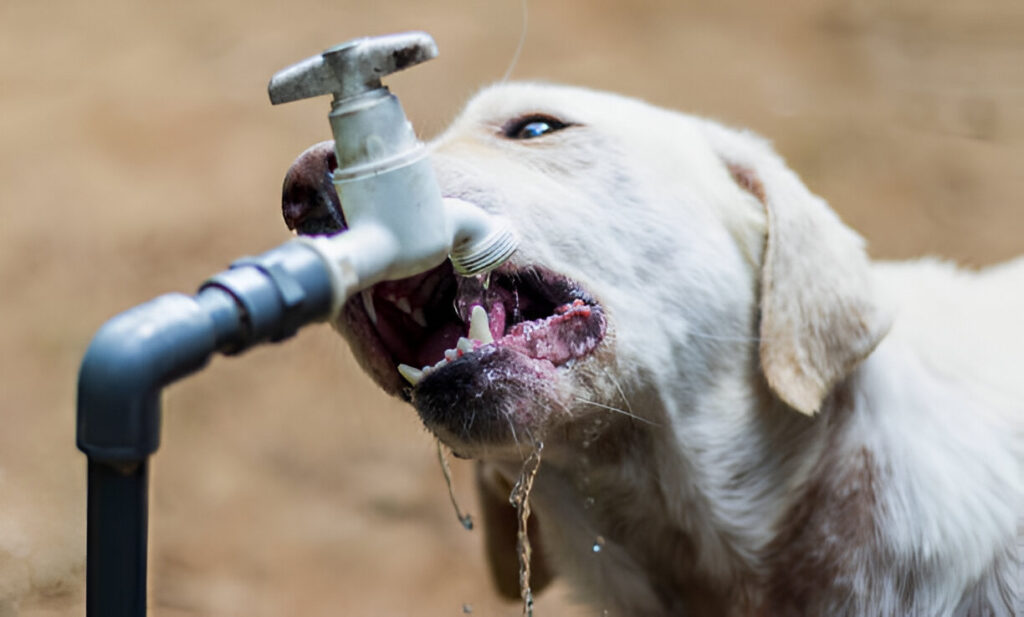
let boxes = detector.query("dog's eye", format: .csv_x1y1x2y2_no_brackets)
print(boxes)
504,115,570,140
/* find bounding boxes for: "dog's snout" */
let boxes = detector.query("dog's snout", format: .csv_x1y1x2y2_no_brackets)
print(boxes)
281,141,344,235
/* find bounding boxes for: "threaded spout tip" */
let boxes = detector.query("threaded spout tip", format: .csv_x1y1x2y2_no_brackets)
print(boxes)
450,224,518,276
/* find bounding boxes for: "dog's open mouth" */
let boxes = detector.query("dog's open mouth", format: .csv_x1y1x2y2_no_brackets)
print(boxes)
351,263,606,394
281,141,607,443
340,261,607,444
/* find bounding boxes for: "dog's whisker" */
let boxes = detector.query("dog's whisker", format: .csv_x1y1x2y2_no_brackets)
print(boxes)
687,330,763,343
574,396,660,426
505,412,526,459
600,367,636,416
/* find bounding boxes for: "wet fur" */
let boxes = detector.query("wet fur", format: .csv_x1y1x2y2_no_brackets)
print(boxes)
324,83,1023,616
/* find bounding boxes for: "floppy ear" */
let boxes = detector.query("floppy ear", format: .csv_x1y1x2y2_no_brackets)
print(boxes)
705,124,891,415
476,462,555,599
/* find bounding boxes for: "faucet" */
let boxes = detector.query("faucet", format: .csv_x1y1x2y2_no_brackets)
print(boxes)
268,31,517,314
76,33,516,617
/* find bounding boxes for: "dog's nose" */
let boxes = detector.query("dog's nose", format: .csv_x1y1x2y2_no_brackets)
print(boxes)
281,141,345,235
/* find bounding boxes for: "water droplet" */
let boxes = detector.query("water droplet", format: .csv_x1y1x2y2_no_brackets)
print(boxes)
581,440,590,449
583,496,595,509
462,603,473,614
436,442,474,531
523,589,535,617
592,535,606,553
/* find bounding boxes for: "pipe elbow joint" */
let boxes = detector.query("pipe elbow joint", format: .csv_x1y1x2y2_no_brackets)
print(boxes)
77,294,219,462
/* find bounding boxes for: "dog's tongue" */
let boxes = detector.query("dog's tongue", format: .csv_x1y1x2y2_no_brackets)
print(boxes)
455,275,511,341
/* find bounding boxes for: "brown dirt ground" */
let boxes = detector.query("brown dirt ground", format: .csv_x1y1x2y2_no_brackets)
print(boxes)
1,1,1021,615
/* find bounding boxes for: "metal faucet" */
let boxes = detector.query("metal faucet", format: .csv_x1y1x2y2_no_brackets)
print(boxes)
268,32,517,310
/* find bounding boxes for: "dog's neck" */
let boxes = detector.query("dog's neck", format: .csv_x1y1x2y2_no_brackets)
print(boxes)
516,359,836,613
519,336,1020,616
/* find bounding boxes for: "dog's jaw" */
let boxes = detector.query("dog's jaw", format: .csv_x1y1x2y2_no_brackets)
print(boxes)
413,345,564,452
335,259,609,457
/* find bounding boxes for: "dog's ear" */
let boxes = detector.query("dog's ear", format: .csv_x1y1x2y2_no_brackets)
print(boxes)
706,124,891,415
476,462,555,599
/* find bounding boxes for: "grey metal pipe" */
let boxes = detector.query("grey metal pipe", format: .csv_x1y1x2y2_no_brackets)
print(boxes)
77,240,334,617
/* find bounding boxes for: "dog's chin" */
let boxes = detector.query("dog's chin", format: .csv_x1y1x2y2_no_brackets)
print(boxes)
411,345,564,456
335,261,607,457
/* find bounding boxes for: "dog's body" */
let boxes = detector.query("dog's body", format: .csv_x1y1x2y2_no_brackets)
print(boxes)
284,83,1023,616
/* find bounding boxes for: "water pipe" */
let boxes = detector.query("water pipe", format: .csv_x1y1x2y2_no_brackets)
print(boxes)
76,32,517,617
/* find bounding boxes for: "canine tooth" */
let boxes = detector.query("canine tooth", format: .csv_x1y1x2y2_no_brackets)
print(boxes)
469,305,494,344
411,308,427,327
456,337,474,353
361,291,378,325
395,297,412,315
398,363,423,386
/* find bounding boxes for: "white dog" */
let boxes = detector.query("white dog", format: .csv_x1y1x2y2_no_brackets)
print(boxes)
283,83,1023,616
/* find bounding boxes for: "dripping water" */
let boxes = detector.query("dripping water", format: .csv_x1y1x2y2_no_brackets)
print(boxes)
436,441,474,530
509,441,544,617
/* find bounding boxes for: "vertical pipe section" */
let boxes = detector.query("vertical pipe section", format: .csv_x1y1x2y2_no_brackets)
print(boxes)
78,292,227,617
86,460,149,617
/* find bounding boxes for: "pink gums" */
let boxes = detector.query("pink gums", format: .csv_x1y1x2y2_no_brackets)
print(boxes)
495,300,602,366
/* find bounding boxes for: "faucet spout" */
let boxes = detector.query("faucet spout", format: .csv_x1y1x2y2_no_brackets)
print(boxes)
444,198,519,276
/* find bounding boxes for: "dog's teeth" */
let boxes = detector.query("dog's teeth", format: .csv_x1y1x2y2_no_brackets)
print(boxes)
456,337,474,353
444,348,459,362
411,308,427,328
361,291,378,325
395,297,412,315
398,363,423,386
469,305,494,344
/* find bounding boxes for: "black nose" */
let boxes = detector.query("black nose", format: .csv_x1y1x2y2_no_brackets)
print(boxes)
281,141,346,235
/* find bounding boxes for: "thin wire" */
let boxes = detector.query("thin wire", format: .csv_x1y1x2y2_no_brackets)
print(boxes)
500,0,529,83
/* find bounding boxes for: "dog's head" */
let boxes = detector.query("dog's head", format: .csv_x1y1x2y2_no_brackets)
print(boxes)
282,83,890,458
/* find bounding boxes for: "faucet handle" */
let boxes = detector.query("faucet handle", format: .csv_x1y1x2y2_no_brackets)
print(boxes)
268,31,438,105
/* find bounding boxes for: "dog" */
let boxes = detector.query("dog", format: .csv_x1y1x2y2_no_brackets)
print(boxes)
281,83,1023,616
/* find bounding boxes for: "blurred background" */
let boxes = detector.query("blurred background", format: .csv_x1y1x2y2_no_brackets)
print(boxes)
1,0,1021,615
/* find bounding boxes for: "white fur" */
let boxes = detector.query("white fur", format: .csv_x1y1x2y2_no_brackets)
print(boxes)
422,83,1023,616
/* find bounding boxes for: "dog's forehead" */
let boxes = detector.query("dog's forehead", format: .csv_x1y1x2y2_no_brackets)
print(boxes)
458,82,676,129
